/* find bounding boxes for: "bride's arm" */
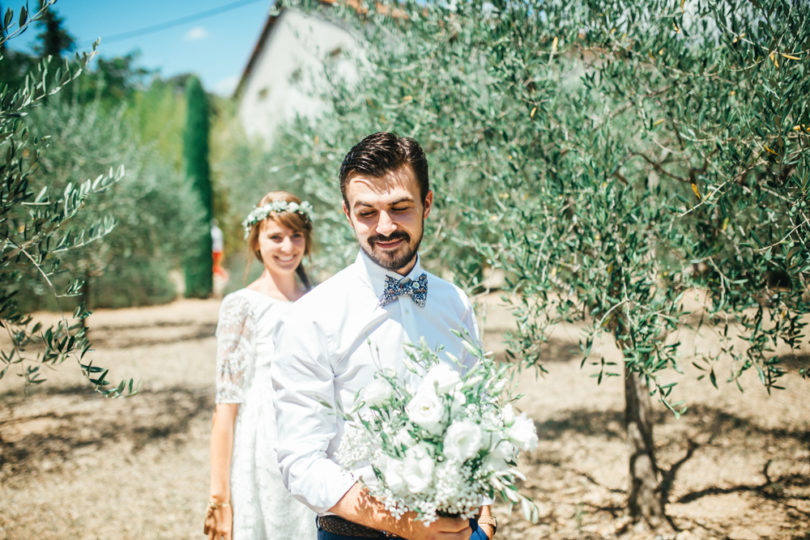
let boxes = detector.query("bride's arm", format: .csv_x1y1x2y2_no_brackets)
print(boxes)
205,404,238,540
205,294,253,540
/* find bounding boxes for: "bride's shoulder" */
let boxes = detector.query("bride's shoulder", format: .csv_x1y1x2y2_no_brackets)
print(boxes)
219,288,259,315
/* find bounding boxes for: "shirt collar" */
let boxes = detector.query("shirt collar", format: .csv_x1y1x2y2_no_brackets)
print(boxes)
355,249,425,299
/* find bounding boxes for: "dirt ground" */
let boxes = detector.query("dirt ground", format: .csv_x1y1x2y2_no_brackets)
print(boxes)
0,293,808,540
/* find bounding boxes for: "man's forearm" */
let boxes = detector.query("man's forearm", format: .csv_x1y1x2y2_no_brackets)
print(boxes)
329,483,410,536
329,482,476,540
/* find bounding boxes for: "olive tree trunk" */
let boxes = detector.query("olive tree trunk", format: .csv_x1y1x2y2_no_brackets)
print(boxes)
624,367,665,524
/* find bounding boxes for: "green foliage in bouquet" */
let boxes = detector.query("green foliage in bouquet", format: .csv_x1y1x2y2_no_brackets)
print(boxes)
182,75,213,298
337,338,539,523
265,0,809,521
0,1,135,395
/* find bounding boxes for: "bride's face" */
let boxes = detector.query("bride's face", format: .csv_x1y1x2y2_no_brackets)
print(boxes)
258,219,306,275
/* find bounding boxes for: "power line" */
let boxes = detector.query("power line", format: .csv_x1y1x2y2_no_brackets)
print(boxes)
91,0,268,46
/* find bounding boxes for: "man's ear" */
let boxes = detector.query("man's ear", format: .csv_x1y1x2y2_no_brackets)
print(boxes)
342,200,352,223
423,190,434,219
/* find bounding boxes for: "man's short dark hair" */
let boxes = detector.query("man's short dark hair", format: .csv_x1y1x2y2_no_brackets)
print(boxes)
339,132,429,204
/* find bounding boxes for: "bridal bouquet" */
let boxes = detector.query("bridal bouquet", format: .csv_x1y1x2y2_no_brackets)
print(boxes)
336,337,539,524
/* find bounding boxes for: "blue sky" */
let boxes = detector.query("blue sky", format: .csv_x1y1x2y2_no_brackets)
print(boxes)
7,0,274,95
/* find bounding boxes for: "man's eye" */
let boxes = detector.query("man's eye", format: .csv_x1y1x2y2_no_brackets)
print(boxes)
391,206,409,213
359,212,375,218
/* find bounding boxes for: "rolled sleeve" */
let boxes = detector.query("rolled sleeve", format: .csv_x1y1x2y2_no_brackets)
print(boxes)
271,316,356,513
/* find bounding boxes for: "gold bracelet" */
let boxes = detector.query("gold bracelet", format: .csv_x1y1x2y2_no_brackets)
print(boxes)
208,499,230,510
477,515,497,534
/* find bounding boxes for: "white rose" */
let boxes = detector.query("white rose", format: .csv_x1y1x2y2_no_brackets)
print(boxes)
402,443,435,493
443,420,483,462
362,378,392,407
422,363,461,394
382,456,407,494
405,387,445,435
507,412,538,451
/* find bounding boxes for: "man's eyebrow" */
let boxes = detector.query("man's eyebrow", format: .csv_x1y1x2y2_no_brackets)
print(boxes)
352,197,414,209
389,197,414,206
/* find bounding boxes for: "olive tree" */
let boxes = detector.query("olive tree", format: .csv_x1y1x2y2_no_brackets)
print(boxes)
263,0,809,523
0,1,135,395
22,97,204,310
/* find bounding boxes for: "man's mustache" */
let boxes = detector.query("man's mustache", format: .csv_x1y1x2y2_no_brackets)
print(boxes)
369,231,410,246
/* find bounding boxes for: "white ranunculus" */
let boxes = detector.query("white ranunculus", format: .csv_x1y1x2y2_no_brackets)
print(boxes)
362,378,392,407
382,455,407,494
406,387,445,435
507,412,538,451
402,443,435,493
443,420,483,462
422,363,461,394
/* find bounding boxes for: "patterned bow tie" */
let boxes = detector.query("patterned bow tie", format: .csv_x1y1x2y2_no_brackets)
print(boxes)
379,273,428,308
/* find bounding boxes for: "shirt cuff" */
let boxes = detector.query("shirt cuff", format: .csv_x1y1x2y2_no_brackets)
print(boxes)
287,458,357,513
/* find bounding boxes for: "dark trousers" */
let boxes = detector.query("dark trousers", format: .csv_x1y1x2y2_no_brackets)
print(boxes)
316,518,489,540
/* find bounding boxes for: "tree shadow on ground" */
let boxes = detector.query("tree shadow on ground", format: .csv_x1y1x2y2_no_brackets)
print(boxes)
536,408,625,441
0,386,212,477
89,320,208,332
664,403,810,445
89,322,217,349
526,400,810,534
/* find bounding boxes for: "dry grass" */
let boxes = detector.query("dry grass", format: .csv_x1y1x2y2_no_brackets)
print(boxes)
0,294,808,539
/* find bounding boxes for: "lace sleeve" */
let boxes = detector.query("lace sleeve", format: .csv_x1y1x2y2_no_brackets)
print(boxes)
215,292,255,403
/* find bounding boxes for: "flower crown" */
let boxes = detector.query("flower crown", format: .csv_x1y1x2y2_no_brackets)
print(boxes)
242,200,314,238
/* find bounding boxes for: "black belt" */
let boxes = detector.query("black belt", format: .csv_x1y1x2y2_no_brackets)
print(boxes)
316,515,404,539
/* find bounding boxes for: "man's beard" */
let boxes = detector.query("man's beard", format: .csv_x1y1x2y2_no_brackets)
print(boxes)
362,229,423,272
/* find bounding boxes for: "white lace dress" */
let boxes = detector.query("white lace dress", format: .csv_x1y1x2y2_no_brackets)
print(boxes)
216,289,317,539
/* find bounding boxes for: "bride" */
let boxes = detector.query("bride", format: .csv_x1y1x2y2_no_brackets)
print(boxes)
204,191,318,540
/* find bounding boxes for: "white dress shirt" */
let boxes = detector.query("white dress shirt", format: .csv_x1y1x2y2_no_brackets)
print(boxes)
271,250,480,513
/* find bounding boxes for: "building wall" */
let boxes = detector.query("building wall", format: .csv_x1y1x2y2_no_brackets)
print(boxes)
237,9,360,142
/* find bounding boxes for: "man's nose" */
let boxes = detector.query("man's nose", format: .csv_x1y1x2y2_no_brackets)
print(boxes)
376,211,396,236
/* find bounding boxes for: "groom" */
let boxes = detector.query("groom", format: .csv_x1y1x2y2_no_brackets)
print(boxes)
271,132,495,540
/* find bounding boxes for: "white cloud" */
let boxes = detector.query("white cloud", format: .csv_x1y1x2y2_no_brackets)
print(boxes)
185,27,208,41
213,75,239,97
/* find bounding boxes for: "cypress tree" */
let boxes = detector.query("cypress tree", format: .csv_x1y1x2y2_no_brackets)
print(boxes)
33,0,75,58
182,76,213,298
